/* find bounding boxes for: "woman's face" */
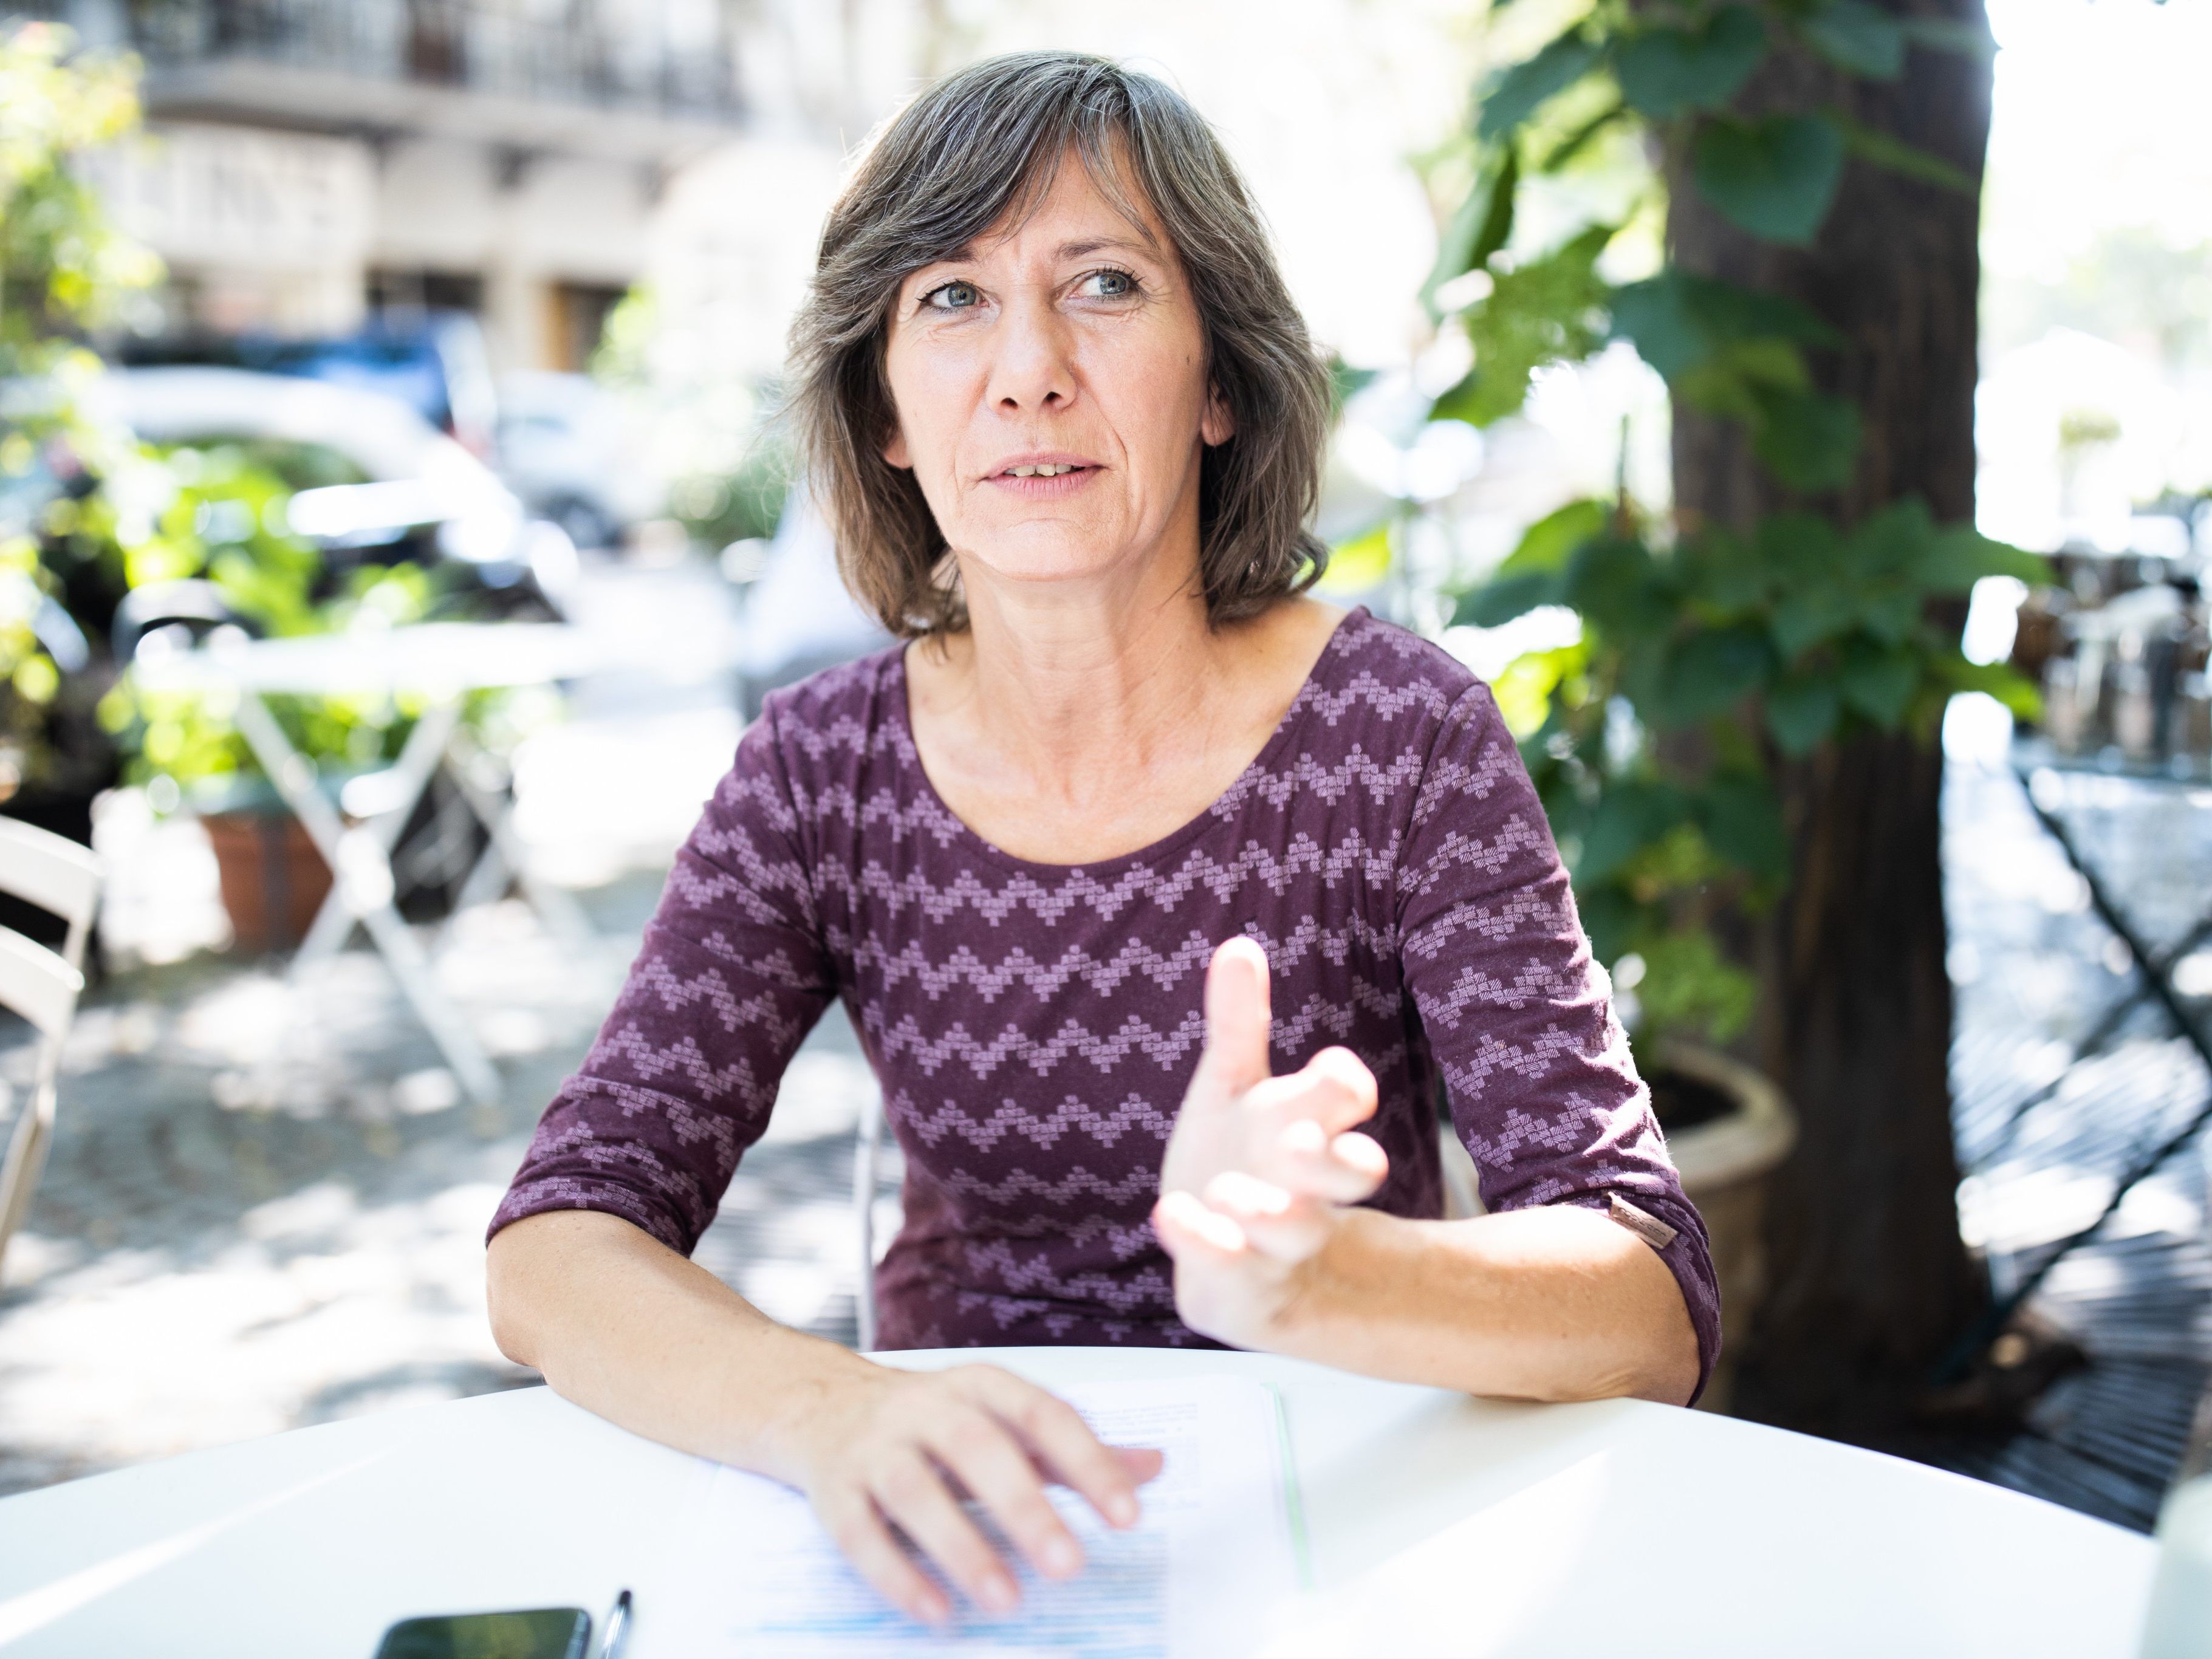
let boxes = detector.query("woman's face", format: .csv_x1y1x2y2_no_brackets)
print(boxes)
881,153,1231,601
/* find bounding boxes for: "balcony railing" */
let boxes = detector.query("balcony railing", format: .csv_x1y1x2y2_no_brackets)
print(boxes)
126,0,743,123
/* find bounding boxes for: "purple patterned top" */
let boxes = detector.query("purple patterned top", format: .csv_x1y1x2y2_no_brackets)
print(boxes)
491,609,1719,1394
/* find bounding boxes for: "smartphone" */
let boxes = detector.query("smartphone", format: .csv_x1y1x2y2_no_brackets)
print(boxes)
372,1607,592,1659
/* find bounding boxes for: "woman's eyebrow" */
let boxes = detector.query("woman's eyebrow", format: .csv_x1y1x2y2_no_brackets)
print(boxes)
1057,236,1158,261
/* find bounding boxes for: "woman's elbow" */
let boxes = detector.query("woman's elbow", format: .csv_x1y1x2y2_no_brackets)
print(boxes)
484,1216,559,1369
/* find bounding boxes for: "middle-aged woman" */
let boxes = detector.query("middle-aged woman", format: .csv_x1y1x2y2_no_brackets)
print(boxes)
488,50,1716,1627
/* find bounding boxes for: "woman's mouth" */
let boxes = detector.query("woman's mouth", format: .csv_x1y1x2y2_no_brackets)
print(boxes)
986,462,1100,496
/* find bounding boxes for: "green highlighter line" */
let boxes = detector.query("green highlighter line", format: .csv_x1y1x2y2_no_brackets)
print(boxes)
1270,1385,1315,1592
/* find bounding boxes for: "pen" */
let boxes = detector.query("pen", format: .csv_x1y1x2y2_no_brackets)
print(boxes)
598,1589,632,1659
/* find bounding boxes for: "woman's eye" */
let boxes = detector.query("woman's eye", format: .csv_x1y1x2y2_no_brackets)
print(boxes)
923,281,981,311
1077,269,1137,300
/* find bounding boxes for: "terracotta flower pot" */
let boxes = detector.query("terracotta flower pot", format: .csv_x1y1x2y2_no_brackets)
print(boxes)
200,810,333,954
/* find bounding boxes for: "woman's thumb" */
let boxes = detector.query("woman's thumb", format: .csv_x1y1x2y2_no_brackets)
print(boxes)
1197,936,1273,1093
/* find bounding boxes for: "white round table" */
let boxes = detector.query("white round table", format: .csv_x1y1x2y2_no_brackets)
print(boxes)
0,1347,2157,1657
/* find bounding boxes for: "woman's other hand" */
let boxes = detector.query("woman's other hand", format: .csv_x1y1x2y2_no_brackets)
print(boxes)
786,1362,1163,1626
1154,938,1390,1347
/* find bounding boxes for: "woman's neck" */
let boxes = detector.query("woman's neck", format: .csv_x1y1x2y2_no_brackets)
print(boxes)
950,553,1222,790
903,521,1344,865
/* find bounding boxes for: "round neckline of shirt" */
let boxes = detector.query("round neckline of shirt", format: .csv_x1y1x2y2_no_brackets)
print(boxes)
887,604,1371,879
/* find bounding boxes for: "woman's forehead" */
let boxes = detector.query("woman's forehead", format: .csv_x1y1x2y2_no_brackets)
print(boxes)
928,144,1168,270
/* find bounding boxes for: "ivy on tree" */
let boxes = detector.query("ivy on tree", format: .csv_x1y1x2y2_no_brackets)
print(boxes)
1419,0,2035,1051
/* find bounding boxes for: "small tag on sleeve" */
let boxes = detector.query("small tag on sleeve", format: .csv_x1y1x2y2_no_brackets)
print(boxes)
1607,1192,1678,1251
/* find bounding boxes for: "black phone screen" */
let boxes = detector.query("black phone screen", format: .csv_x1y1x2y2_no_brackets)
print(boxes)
372,1607,592,1659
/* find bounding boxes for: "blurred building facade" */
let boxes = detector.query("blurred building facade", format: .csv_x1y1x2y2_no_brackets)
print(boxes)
54,0,748,373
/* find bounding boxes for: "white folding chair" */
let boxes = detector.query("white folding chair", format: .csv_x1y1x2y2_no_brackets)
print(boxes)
0,818,103,1285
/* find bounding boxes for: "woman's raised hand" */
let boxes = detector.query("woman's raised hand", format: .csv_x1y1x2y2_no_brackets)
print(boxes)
787,1361,1163,1626
1153,937,1390,1347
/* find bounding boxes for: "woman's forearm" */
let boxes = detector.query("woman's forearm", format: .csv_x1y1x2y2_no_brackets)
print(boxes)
485,1209,874,1485
1275,1205,1702,1406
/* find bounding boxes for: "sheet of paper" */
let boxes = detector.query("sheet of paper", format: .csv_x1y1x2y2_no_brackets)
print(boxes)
643,1373,1301,1658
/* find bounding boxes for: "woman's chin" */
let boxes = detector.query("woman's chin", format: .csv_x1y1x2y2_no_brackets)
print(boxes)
959,537,1159,595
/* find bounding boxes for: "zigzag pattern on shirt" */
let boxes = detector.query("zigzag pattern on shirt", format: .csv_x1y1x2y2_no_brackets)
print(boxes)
599,1024,776,1118
959,1239,1172,1313
864,1005,1208,1079
1411,714,1518,829
1413,953,1589,1026
1439,1024,1586,1107
687,936,826,992
815,828,1403,928
792,781,970,850
1402,887,1566,962
1462,1103,1604,1172
1247,910,1401,978
935,1161,1165,1209
671,822,813,925
902,1089,1176,1153
627,955,807,1041
1208,745,1430,820
1293,666,1456,730
1400,812,1552,901
837,929,1218,1003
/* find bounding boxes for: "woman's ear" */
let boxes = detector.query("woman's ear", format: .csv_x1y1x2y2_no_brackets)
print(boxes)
1201,384,1236,448
883,425,913,470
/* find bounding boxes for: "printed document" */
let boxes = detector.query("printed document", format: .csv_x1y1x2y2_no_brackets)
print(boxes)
648,1373,1302,1657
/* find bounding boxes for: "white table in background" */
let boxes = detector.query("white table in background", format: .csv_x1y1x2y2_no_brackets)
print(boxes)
130,623,604,1106
0,1347,2157,1657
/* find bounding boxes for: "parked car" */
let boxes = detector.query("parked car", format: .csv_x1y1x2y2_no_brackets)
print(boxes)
85,367,576,617
118,312,501,461
495,372,667,553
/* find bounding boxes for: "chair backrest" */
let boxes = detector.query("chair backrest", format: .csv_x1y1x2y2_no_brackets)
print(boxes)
0,817,102,972
0,926,83,1045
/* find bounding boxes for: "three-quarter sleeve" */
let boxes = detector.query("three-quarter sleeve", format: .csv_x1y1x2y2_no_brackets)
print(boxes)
488,703,837,1255
1397,683,1722,1398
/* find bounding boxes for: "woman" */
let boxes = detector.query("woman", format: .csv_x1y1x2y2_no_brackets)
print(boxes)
487,51,1716,1627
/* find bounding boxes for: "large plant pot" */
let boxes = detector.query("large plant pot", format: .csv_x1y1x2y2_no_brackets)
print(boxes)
1651,1043,1797,1413
201,810,332,954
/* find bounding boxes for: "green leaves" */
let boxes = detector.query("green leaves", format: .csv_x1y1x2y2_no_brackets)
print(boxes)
1422,143,1517,318
1431,223,1614,428
1615,7,1767,120
1803,1,1906,78
1659,626,1774,724
1750,388,1861,490
1827,111,1976,194
1609,272,1859,491
1917,525,2048,592
1693,114,1847,247
1578,781,1686,883
1477,32,1602,141
1453,498,1611,628
1766,670,1842,753
1499,498,1608,576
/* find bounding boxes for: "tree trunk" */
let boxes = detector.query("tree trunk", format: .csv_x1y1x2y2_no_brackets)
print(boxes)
1666,1,1995,1433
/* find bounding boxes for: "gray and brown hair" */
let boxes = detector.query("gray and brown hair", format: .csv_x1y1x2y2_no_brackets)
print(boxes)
787,50,1332,638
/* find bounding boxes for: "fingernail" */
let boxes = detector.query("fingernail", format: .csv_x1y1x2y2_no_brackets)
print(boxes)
1044,1536,1081,1576
1109,1493,1139,1527
918,1590,951,1624
981,1573,1018,1613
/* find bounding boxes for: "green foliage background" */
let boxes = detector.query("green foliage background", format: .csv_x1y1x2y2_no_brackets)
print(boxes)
1399,0,2038,1049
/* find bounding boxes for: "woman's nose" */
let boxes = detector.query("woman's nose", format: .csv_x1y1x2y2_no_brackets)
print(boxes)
987,292,1075,412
